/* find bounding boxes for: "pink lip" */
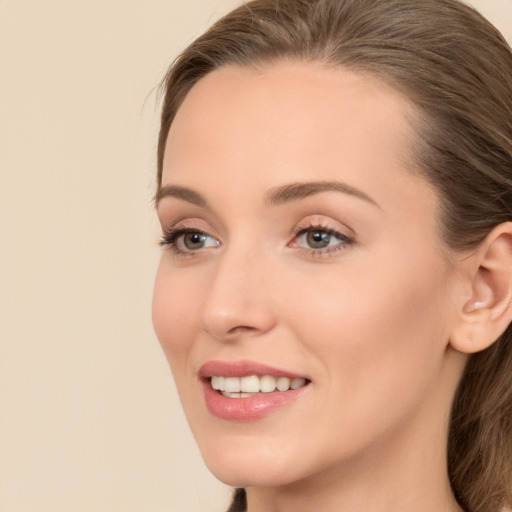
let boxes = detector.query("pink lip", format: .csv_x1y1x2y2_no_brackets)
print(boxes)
198,360,310,421
198,360,307,379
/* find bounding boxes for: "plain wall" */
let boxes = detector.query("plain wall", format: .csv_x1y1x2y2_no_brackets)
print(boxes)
1,1,510,511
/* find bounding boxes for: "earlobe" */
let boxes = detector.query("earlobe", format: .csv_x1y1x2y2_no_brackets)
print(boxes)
450,222,512,354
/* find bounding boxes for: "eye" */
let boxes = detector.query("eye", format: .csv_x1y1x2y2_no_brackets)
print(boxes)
182,232,211,250
301,229,339,249
290,224,354,256
160,227,220,256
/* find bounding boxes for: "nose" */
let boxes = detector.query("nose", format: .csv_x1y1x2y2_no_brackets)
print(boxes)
200,248,277,342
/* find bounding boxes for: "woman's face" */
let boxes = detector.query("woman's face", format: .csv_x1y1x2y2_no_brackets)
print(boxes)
153,62,466,488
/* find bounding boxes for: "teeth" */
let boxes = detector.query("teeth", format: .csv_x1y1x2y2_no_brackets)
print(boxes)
222,392,256,399
291,378,306,390
260,375,276,392
276,377,291,391
224,377,241,392
241,375,260,393
211,376,224,390
210,374,307,395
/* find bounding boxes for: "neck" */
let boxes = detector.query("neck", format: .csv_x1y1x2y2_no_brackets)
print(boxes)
246,451,463,512
246,432,463,512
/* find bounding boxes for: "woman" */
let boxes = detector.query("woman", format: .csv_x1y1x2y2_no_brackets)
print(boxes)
152,0,512,511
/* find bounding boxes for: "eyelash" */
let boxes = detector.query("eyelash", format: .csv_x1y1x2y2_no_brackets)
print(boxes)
159,226,217,258
291,224,355,257
159,224,355,258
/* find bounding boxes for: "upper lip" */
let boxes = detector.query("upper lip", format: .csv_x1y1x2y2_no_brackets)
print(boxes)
198,360,308,380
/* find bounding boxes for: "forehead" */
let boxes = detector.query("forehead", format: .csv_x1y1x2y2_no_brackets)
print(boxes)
162,61,426,211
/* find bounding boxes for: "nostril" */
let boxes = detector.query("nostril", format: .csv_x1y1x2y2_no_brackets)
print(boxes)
200,284,277,341
227,325,258,336
202,321,273,342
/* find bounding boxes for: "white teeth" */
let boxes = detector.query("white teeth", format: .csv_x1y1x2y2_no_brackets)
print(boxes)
211,376,224,390
210,374,307,395
241,375,260,393
276,377,291,391
291,378,306,390
260,375,276,393
224,377,241,392
222,392,255,398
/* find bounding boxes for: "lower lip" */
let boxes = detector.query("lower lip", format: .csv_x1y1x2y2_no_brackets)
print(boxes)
202,381,308,421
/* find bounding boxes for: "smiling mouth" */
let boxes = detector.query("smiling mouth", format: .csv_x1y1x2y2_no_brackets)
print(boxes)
210,375,308,398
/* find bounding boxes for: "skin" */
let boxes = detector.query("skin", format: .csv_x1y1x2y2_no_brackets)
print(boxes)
153,61,468,512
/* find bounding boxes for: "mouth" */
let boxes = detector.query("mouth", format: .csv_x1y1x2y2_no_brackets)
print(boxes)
210,375,308,398
199,361,311,420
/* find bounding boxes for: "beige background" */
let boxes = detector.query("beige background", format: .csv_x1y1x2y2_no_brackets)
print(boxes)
1,1,510,511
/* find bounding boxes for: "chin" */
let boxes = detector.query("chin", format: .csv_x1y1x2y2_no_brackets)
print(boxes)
197,434,309,488
205,458,300,489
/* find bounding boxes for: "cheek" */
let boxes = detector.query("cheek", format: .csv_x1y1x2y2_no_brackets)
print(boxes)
284,255,453,423
152,260,200,371
291,260,449,349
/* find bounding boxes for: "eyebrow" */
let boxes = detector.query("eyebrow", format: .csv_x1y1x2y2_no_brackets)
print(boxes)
154,180,380,209
154,185,207,208
265,181,381,208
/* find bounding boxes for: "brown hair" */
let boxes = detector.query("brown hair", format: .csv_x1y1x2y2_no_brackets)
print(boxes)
157,1,512,511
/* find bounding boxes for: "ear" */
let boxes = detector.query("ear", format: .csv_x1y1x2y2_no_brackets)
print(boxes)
450,222,512,354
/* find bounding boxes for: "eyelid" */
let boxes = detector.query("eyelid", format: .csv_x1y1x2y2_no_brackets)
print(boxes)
291,215,355,239
160,216,210,232
288,216,356,256
159,219,221,257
